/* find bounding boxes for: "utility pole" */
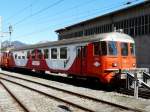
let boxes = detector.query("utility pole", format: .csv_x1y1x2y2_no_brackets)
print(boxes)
0,16,13,72
0,16,3,72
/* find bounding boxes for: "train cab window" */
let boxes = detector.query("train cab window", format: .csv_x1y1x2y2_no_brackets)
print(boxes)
44,49,49,59
108,41,117,55
37,49,42,59
121,43,128,56
94,42,101,55
130,43,135,56
100,41,107,55
60,47,67,59
51,48,57,59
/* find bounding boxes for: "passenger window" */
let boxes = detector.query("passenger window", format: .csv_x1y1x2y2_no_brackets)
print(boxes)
22,56,25,59
37,49,42,59
44,49,49,59
60,47,67,59
108,41,117,55
31,50,35,59
77,47,81,57
27,51,30,59
51,48,57,59
130,43,135,56
15,54,17,59
18,56,21,59
82,46,87,57
121,43,128,56
101,41,107,55
94,42,101,55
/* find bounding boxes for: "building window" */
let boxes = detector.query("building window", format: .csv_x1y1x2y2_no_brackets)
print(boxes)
44,49,49,59
51,48,57,59
60,47,67,59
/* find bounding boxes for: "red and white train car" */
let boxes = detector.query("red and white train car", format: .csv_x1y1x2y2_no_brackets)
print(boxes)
0,32,136,84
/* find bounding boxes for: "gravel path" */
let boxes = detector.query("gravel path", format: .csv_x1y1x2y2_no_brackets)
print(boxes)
1,70,150,111
0,79,83,112
0,83,25,112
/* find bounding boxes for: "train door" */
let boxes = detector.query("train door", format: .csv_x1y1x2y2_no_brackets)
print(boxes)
76,46,87,75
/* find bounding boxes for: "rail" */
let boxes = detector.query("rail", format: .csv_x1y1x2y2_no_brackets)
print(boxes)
0,72,144,112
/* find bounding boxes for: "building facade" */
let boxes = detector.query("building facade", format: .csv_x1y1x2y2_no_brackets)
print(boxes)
55,1,150,68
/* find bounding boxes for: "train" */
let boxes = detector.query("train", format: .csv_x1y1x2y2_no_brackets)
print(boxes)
0,32,136,86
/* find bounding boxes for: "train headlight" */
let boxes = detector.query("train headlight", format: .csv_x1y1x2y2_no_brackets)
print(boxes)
132,63,136,67
112,63,117,67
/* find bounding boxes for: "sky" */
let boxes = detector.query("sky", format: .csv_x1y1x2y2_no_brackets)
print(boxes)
0,0,144,44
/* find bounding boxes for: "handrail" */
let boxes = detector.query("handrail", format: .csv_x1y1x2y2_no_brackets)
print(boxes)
126,72,150,90
143,72,150,83
138,79,150,90
126,72,150,99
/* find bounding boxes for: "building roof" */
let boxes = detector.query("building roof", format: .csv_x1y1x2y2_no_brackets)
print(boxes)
55,0,150,33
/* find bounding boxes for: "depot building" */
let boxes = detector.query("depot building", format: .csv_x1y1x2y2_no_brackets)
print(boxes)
55,1,150,69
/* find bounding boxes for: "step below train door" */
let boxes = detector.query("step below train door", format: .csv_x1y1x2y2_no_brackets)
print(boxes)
76,46,87,76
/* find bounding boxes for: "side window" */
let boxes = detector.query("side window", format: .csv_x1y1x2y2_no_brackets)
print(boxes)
101,41,107,55
130,43,135,56
18,56,21,59
37,49,42,59
108,41,117,55
121,43,128,56
22,56,25,59
82,46,87,57
60,47,67,59
44,49,49,59
31,50,35,59
77,47,81,57
15,54,17,59
27,51,30,59
94,42,101,55
51,48,57,59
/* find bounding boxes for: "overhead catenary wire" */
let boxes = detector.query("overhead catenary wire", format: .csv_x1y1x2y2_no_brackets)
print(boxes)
13,0,65,26
4,0,38,24
14,0,141,39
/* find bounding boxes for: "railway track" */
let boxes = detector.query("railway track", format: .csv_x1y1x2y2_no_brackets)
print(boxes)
0,72,144,112
0,80,30,112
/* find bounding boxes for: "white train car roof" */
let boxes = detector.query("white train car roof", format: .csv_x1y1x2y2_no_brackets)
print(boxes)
13,32,134,51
